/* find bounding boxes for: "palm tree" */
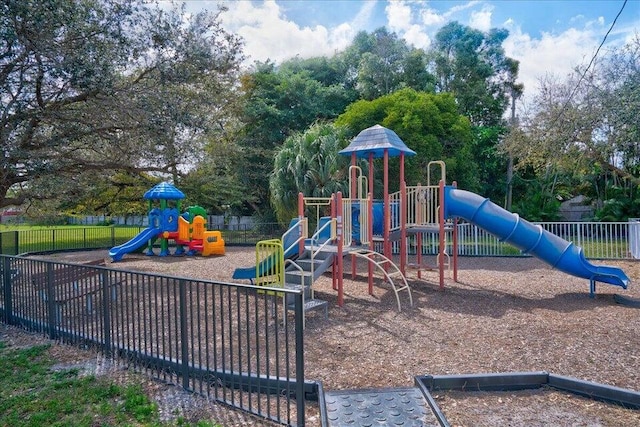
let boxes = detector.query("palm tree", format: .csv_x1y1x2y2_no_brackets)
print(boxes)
270,122,358,225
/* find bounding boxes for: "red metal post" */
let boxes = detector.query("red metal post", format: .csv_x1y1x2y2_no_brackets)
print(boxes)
336,191,344,306
399,153,406,275
452,181,458,282
368,153,374,294
298,192,305,256
331,193,337,291
400,180,407,276
383,149,390,260
417,231,422,279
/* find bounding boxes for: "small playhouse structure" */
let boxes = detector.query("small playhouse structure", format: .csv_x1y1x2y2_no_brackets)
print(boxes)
235,124,628,320
110,182,224,261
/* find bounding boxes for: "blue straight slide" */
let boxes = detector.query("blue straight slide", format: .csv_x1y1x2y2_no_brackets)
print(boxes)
232,219,302,282
444,187,629,290
109,227,159,262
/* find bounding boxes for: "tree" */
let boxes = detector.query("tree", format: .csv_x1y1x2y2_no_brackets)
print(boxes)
504,37,640,220
61,172,154,217
0,0,243,210
335,88,475,193
177,137,248,215
269,122,353,225
504,58,525,210
432,22,522,202
337,27,431,100
402,49,436,93
237,61,354,216
433,22,514,127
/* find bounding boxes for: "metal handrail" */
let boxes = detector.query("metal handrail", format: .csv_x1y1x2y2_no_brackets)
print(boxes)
282,218,308,251
306,218,337,281
284,259,309,329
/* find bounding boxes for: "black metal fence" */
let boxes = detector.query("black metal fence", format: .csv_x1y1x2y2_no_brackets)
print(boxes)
0,255,310,426
0,223,288,256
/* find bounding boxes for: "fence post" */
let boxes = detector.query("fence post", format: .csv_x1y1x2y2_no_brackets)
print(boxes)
45,263,58,339
111,227,115,247
294,291,306,427
101,269,112,358
474,225,479,256
2,256,13,325
575,222,581,249
179,279,190,390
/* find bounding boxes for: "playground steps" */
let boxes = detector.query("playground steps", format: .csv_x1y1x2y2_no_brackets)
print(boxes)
285,251,333,286
283,248,334,317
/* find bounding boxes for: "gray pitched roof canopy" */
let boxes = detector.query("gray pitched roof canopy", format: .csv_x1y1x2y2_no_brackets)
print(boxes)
339,124,416,159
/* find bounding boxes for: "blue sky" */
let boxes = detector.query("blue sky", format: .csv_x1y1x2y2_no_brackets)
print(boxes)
276,1,637,37
169,1,639,104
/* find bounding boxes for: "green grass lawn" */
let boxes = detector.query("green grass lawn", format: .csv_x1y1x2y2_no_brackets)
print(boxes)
0,340,219,427
0,224,628,258
0,226,142,254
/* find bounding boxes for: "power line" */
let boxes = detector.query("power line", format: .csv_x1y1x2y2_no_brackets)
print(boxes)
547,0,627,130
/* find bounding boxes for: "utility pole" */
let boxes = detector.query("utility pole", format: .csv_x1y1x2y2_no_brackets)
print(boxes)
506,91,516,211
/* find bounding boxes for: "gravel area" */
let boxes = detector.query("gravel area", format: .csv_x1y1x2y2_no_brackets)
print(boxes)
16,247,640,426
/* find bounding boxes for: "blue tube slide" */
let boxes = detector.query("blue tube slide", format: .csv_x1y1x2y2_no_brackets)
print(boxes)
109,227,159,262
444,187,629,289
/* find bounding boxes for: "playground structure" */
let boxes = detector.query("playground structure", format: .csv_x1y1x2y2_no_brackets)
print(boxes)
109,182,225,262
235,124,630,318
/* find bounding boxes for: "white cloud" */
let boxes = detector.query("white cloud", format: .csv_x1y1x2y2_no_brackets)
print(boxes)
384,1,431,49
503,24,599,106
469,5,493,32
447,0,481,16
385,0,412,32
569,14,585,24
403,24,431,49
352,0,377,30
420,8,445,27
217,0,370,65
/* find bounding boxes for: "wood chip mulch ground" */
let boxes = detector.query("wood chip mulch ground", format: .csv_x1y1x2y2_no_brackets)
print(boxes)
12,247,640,426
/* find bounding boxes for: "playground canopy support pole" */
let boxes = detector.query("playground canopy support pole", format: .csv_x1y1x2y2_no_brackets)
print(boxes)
452,181,459,282
146,199,154,255
336,192,344,307
383,149,390,261
298,192,305,256
400,180,407,276
368,153,375,294
400,153,406,276
438,180,445,290
159,199,169,256
331,194,338,291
